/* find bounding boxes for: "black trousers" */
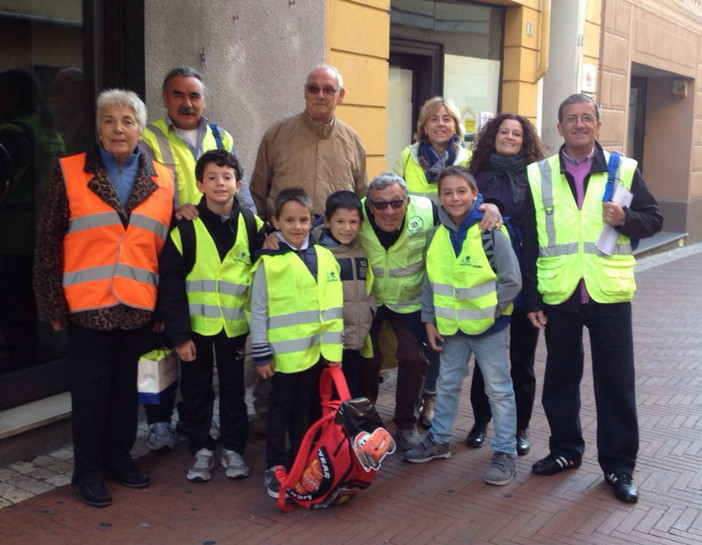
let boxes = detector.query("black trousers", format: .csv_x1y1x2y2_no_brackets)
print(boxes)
180,331,248,455
543,302,638,474
470,308,539,431
359,306,427,429
68,325,150,486
266,362,321,469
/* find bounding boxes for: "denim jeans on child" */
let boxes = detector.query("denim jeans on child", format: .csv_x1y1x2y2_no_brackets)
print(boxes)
430,327,517,456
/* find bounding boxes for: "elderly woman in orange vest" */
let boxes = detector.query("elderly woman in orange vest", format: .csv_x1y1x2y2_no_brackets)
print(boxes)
33,89,174,508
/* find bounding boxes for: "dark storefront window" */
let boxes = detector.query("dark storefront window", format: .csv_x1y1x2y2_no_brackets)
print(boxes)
0,1,144,410
387,0,503,168
0,2,86,409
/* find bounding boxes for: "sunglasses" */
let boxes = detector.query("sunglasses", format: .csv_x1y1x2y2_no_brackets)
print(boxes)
305,84,338,96
370,199,405,210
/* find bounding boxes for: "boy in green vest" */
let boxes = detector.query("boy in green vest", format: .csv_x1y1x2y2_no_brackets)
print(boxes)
158,149,263,483
404,165,522,485
249,187,344,499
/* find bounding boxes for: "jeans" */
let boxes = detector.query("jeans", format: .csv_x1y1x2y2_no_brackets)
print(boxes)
542,302,638,474
430,328,517,455
180,331,248,455
469,308,539,430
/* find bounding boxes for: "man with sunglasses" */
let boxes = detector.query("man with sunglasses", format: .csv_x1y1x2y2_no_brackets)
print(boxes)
250,64,367,221
522,93,662,503
358,172,502,451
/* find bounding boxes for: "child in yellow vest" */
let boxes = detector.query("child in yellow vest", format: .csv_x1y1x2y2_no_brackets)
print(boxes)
249,187,344,500
158,149,263,483
403,165,522,486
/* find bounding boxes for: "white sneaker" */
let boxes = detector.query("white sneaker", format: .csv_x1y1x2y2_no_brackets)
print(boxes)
146,422,177,451
221,449,250,479
187,448,214,482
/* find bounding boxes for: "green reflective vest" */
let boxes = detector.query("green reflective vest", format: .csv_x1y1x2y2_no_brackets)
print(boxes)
142,119,234,205
253,246,343,373
426,223,508,335
527,152,637,304
359,197,434,313
171,212,260,337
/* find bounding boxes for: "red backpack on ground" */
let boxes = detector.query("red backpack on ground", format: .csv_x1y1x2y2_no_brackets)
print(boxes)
276,366,396,511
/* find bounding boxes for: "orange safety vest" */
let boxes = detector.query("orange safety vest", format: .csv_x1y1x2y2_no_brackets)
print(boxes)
60,152,174,313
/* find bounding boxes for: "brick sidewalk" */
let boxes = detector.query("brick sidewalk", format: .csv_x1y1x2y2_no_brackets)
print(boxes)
1,244,701,545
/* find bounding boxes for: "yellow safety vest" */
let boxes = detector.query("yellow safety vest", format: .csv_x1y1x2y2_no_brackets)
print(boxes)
394,144,471,203
171,212,262,337
426,223,508,335
253,246,344,373
359,197,434,313
527,152,637,304
142,119,234,205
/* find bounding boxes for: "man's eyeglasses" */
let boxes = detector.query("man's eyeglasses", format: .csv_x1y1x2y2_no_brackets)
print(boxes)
305,84,338,97
370,199,405,210
563,114,598,126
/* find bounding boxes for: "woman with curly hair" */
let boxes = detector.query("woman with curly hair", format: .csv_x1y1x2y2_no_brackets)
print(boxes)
464,113,546,456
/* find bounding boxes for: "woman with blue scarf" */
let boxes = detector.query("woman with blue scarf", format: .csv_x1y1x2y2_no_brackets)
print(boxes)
464,113,546,456
391,96,472,429
392,97,471,204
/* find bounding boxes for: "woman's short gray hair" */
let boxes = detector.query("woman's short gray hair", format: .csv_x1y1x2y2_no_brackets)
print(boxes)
366,172,408,199
96,89,147,133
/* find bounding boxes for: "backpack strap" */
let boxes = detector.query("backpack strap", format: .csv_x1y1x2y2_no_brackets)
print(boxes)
603,152,620,202
276,367,349,511
177,218,197,275
240,207,258,252
209,123,224,150
481,229,497,273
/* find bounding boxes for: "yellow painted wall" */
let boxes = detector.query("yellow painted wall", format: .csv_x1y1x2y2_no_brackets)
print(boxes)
326,0,551,172
327,0,390,178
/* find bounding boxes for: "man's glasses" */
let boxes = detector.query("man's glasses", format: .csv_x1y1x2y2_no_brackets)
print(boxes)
370,199,405,210
563,114,598,126
305,84,338,97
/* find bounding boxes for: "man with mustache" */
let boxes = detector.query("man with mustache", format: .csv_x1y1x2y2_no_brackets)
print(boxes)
141,66,255,452
142,66,255,215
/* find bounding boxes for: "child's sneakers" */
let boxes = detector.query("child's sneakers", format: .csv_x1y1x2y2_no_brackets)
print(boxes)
264,465,286,499
221,449,250,479
403,434,451,463
483,451,516,486
187,448,215,482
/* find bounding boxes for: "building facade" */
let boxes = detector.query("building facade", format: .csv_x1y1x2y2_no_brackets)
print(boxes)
14,0,702,458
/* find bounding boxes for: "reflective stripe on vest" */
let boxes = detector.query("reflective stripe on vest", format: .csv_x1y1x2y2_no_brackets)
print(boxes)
142,119,233,206
60,153,174,313
172,214,256,337
426,223,502,335
254,247,343,372
359,196,434,313
399,146,471,203
527,152,637,304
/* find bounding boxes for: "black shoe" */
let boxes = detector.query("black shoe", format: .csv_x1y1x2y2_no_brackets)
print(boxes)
465,423,488,448
74,482,112,507
516,429,530,456
605,472,638,504
111,465,151,488
532,454,581,475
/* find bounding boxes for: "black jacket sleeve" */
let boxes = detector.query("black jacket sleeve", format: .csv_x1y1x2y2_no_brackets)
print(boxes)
156,231,192,348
